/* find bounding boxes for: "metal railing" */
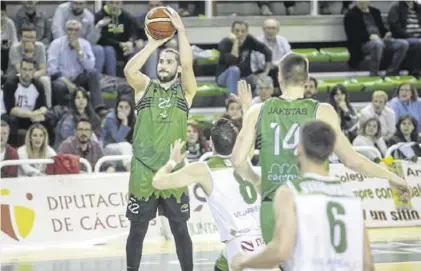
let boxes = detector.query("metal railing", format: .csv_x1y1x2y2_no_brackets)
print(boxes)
385,143,421,158
0,158,93,174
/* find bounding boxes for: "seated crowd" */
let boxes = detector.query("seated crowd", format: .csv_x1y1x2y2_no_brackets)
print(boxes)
1,1,421,178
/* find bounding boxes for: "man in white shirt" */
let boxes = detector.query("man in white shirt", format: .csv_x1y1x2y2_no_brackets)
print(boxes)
251,76,274,105
359,90,396,140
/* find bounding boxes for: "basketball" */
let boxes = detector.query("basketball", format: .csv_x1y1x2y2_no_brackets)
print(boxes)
145,6,176,40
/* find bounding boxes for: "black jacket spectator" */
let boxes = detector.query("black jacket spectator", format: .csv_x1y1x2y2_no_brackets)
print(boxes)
216,35,272,78
3,76,46,130
94,6,141,59
388,1,421,39
344,6,387,68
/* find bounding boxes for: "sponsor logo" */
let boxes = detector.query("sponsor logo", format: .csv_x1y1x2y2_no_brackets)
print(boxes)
180,203,189,213
0,188,36,241
241,240,255,252
268,163,299,182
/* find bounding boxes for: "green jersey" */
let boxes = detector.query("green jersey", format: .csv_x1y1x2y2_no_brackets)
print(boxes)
130,80,189,200
257,98,319,201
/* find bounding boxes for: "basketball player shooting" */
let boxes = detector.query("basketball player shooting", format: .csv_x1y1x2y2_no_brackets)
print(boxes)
152,118,276,271
123,8,196,271
230,121,375,271
231,53,411,246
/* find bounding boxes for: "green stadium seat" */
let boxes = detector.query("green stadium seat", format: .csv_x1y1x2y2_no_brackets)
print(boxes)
317,78,362,93
196,83,228,96
355,77,388,92
196,49,220,66
384,76,421,89
319,47,350,62
292,48,330,62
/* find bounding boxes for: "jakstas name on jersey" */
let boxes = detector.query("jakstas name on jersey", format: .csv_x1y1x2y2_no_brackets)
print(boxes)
256,98,319,201
286,174,364,271
205,156,261,242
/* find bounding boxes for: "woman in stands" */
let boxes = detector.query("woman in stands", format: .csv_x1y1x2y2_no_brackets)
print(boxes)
17,123,56,176
186,120,210,162
54,87,101,150
329,84,358,141
352,117,388,161
387,115,421,159
387,83,421,131
101,95,135,170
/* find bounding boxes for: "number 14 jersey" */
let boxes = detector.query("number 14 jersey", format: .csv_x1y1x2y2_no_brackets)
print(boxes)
256,98,319,201
205,156,261,242
286,174,364,271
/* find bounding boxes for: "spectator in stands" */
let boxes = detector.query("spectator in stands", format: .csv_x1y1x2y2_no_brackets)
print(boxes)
54,87,101,150
59,117,114,172
186,120,209,162
251,19,290,91
48,20,103,109
359,90,396,140
329,84,359,141
8,26,52,108
388,1,421,77
0,121,18,178
225,96,242,121
1,2,18,75
251,75,274,105
387,83,421,130
3,58,48,146
52,1,105,73
388,114,420,146
216,20,272,94
14,0,51,48
95,0,144,76
17,123,56,176
101,95,134,168
178,1,205,16
344,0,409,76
352,117,388,160
304,76,318,99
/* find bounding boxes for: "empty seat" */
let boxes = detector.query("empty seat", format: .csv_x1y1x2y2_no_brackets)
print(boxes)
319,47,350,62
317,78,361,93
384,76,421,89
292,48,330,62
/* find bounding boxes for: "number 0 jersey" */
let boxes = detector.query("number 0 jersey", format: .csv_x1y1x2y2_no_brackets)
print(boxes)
205,156,261,242
285,174,364,271
256,98,319,201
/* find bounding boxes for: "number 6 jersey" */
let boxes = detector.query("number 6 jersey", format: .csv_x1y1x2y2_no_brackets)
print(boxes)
205,156,261,242
286,173,364,271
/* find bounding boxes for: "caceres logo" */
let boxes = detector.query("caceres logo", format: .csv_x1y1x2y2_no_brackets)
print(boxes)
267,163,299,182
0,188,36,241
180,203,189,213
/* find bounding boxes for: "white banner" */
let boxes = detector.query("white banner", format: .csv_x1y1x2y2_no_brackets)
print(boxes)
329,162,421,228
0,173,161,251
1,161,420,250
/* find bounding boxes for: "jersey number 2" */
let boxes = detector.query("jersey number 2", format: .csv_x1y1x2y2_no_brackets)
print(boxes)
326,201,348,253
271,123,300,155
234,172,257,204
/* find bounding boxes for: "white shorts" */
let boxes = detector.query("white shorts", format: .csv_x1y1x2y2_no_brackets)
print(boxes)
226,234,267,271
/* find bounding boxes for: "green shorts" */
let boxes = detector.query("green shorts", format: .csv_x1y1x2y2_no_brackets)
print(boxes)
129,157,187,201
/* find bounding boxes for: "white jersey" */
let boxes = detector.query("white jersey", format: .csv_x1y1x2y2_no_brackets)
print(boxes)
285,173,364,271
205,156,261,242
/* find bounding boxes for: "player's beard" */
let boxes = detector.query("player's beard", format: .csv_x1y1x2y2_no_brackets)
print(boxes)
158,71,177,83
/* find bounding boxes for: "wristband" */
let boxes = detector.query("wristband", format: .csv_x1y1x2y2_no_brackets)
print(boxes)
167,160,177,169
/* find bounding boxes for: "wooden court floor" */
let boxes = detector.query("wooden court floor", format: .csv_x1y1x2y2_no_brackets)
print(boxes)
1,227,420,271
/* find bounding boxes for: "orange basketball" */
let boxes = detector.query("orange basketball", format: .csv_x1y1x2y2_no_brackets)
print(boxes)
145,6,176,40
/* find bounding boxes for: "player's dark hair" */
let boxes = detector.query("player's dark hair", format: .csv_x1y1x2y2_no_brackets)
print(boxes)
309,76,318,88
300,121,335,163
279,53,309,87
210,118,238,156
231,20,248,30
160,48,180,65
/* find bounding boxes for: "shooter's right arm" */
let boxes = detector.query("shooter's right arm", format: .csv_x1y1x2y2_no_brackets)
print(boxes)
123,44,155,101
316,103,409,190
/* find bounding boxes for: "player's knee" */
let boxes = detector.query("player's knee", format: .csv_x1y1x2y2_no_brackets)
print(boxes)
227,65,241,76
127,220,149,240
168,220,189,238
